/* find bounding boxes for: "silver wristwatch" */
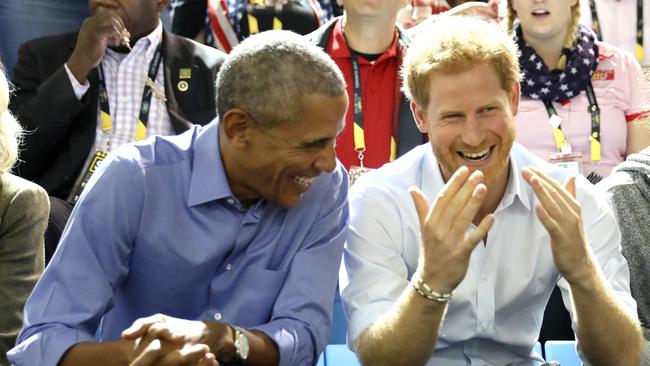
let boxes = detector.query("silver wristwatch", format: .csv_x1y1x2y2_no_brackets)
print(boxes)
232,325,249,364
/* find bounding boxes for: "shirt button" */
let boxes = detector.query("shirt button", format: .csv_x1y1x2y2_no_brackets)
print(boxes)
214,312,222,321
226,264,232,271
481,323,489,332
227,198,235,205
119,96,128,103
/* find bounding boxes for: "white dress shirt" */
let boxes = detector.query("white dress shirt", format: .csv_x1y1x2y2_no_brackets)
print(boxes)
580,0,650,67
340,143,636,366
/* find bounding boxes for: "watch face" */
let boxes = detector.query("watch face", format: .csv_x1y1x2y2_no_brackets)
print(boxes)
236,327,250,360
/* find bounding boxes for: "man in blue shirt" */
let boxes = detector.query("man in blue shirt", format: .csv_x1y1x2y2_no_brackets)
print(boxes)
8,30,349,366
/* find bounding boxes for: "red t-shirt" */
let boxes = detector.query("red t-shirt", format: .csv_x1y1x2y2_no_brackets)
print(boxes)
327,19,401,170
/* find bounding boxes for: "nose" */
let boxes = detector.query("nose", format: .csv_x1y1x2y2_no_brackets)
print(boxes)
313,142,337,173
460,115,486,147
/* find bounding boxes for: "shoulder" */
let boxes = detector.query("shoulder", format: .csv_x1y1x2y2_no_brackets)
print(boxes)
597,41,639,69
19,32,77,54
163,31,226,69
307,17,339,48
0,173,49,214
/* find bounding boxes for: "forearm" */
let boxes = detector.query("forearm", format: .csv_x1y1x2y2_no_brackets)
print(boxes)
570,264,643,366
59,340,134,366
355,287,446,366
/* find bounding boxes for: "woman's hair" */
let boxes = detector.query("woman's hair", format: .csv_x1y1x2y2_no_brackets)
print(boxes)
0,68,23,173
503,0,582,69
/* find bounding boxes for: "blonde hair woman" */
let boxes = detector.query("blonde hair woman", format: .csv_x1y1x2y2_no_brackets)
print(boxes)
0,66,49,366
505,0,650,180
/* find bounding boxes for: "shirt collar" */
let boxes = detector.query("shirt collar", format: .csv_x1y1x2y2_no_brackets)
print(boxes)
188,120,234,206
328,17,400,62
140,21,163,59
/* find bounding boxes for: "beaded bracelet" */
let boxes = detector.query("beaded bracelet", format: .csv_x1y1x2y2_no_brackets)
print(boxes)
411,275,453,303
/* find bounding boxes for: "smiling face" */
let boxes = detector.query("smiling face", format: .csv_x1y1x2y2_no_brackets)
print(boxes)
511,0,578,44
413,63,519,189
229,93,348,209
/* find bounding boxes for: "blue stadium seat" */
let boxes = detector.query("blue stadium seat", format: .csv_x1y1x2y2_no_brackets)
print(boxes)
544,340,580,366
316,353,325,366
324,344,361,366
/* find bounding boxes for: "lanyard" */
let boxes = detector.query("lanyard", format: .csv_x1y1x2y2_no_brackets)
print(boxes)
97,42,164,148
348,42,404,167
542,81,601,162
589,0,644,61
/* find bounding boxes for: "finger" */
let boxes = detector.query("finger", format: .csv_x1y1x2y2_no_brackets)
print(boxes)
466,213,494,250
429,166,470,220
130,339,165,366
443,170,485,238
522,168,564,219
534,203,560,238
527,166,580,211
564,175,577,198
144,322,184,346
409,187,430,229
178,344,212,365
123,314,167,339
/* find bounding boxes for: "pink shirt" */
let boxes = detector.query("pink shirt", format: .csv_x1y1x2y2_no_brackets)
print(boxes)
515,42,650,177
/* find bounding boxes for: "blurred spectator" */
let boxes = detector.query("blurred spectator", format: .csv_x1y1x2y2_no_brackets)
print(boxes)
0,66,49,366
580,0,650,68
310,0,425,178
398,0,496,29
11,0,225,202
170,0,334,53
506,0,650,179
598,120,650,365
0,0,88,78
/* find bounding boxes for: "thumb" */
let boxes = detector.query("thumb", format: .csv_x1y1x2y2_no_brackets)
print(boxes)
409,187,430,229
564,175,577,198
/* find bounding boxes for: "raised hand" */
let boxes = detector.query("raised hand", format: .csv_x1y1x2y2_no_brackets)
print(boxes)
67,1,129,83
410,167,494,294
522,166,596,285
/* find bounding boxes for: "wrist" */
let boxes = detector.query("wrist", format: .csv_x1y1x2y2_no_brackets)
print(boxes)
411,273,453,303
67,53,93,84
204,321,237,363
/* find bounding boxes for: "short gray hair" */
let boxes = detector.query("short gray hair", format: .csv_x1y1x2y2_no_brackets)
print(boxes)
0,68,22,173
216,30,346,128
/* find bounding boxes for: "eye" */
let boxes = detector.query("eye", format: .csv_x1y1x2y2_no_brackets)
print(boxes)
481,106,499,114
442,113,463,120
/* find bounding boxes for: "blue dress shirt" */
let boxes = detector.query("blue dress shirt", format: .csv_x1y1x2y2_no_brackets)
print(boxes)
8,121,349,366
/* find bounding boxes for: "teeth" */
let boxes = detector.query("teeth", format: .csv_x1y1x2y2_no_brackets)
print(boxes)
459,147,490,161
532,9,548,15
294,175,316,186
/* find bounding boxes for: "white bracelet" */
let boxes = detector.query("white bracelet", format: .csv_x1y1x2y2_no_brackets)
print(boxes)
411,275,452,303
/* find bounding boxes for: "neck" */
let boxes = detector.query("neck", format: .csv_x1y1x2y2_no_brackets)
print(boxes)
219,133,258,208
342,14,397,54
522,29,569,70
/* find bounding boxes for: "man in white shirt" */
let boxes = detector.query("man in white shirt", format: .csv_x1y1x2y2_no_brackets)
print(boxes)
341,15,643,365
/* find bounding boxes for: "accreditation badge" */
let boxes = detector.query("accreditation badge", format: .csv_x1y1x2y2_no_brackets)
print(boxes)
549,151,582,175
349,165,374,185
67,150,108,205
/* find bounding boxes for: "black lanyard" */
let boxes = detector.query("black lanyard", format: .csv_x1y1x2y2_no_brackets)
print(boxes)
589,0,644,60
347,42,403,167
97,42,164,146
542,81,601,162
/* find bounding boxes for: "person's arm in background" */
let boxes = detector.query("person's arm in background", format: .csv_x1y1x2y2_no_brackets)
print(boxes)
0,179,48,365
522,167,643,366
623,51,650,155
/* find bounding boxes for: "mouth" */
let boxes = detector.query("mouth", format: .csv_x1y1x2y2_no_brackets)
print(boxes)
293,175,317,188
531,8,550,17
456,146,493,163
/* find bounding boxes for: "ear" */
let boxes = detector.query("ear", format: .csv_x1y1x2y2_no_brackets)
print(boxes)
221,109,254,148
157,0,169,12
509,81,521,116
411,100,429,133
